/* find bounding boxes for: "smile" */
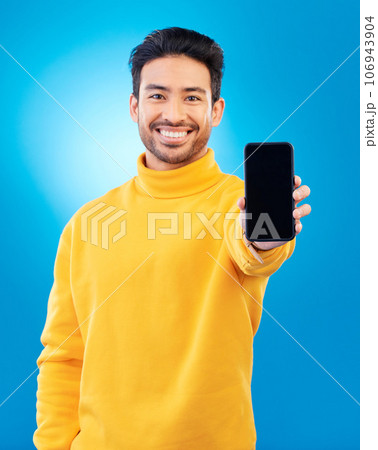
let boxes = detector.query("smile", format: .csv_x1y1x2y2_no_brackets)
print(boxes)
154,127,194,145
159,130,188,138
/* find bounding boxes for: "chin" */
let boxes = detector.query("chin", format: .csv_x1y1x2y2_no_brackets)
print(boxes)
151,144,198,165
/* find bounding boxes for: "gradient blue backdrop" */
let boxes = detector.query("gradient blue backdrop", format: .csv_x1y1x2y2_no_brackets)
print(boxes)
0,1,359,448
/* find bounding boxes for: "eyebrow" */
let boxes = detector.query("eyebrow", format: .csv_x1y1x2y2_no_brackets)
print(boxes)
144,84,207,95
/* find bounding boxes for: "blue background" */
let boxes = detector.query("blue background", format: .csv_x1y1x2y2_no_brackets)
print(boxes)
0,1,359,448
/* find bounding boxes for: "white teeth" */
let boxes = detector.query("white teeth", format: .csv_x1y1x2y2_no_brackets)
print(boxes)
159,130,188,138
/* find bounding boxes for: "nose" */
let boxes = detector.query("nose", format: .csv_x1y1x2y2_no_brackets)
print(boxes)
161,98,186,123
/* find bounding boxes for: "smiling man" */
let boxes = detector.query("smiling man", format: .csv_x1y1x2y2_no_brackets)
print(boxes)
34,27,311,450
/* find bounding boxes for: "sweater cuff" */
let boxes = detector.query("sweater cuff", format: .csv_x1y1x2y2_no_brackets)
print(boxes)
225,217,296,277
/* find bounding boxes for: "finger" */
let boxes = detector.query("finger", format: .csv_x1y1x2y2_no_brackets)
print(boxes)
293,203,312,219
293,185,311,205
237,196,246,211
294,175,302,189
295,221,302,235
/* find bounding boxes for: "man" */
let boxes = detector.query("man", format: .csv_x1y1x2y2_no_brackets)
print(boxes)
33,27,311,449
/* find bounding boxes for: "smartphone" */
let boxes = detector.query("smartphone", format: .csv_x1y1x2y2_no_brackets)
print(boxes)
244,142,295,242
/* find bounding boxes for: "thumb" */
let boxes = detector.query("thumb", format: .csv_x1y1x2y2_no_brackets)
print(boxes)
237,196,246,211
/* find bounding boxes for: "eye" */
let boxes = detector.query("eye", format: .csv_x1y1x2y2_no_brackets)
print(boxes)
150,94,164,100
186,95,200,102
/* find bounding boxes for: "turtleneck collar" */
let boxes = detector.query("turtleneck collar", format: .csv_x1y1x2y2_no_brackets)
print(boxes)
134,148,224,198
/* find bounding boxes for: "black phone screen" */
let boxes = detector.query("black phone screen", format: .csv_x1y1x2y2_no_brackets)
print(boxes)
244,142,295,241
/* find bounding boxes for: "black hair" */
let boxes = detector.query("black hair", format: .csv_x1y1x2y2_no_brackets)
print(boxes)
128,27,224,105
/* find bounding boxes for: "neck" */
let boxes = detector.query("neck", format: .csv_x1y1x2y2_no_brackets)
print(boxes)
145,147,208,171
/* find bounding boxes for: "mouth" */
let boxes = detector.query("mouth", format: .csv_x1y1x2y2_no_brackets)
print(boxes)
154,126,194,145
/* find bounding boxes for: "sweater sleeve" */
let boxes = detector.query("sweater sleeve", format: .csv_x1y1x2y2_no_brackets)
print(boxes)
224,212,296,278
33,223,84,450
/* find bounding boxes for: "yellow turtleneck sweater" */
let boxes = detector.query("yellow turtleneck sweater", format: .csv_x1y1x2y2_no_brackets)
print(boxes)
33,148,295,450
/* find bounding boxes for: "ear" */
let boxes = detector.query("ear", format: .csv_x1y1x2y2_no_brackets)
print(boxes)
211,97,225,127
129,94,139,123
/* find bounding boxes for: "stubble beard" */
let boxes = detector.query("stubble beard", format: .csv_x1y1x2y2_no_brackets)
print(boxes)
138,123,211,165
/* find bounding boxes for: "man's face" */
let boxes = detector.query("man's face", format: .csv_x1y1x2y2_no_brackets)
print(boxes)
130,55,225,169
